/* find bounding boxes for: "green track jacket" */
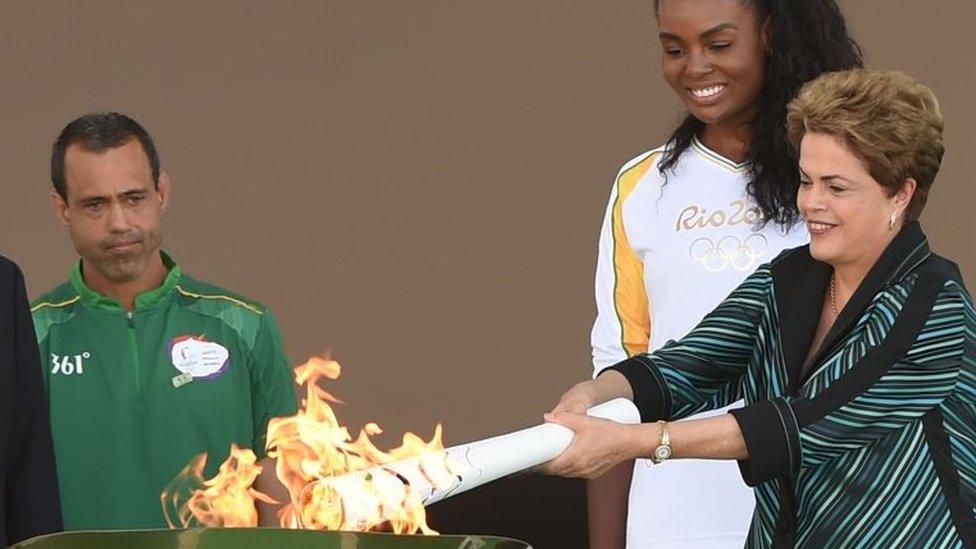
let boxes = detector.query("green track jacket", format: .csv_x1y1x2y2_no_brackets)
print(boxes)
31,254,298,530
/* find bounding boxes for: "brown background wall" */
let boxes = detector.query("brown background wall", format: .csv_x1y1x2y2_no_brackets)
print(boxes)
1,1,972,448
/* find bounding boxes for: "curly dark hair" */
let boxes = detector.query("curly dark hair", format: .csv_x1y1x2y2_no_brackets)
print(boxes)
654,0,863,226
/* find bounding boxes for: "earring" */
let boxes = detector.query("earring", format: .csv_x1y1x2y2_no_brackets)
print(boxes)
889,212,897,231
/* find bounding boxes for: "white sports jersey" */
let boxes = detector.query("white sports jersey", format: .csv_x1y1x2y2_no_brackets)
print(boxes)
591,137,809,548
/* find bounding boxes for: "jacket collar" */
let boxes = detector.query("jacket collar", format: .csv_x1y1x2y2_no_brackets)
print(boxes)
773,221,931,392
70,251,182,311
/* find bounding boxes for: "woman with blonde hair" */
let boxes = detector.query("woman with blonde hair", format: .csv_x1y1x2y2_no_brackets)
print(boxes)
551,69,975,547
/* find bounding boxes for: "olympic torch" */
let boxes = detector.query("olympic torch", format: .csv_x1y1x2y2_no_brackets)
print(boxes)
297,398,640,531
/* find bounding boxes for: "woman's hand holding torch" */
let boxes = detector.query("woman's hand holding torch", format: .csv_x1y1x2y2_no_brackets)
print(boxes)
542,370,645,479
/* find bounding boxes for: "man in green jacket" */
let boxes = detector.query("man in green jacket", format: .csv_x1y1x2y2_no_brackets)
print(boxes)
32,112,298,530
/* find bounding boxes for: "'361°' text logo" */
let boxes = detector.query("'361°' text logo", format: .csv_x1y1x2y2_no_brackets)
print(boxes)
51,352,91,376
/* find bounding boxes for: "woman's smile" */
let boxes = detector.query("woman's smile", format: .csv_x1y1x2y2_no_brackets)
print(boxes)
687,83,729,106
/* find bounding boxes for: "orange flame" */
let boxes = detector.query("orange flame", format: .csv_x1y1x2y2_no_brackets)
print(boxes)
162,356,448,534
162,444,274,528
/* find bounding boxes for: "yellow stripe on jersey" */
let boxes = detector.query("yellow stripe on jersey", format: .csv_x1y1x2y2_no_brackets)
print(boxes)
611,153,659,357
175,286,264,315
31,295,81,313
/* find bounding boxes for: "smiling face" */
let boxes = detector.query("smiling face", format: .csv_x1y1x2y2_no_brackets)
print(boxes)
52,139,170,285
797,132,915,272
657,0,768,129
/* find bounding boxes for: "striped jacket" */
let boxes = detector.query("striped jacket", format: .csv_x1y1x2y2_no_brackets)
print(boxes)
609,222,976,547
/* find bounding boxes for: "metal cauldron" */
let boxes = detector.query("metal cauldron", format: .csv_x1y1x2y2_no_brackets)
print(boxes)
11,528,532,549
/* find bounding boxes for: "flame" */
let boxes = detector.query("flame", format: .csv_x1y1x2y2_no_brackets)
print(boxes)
162,356,456,534
162,444,274,528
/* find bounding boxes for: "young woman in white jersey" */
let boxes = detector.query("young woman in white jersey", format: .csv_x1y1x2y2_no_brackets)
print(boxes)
585,1,862,547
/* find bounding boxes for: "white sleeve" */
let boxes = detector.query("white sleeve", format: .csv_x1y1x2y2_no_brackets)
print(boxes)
590,164,652,377
591,184,626,376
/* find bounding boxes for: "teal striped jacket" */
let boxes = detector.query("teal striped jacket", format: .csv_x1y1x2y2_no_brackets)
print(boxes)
609,222,976,548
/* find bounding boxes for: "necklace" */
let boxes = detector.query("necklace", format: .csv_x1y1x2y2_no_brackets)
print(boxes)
829,274,839,318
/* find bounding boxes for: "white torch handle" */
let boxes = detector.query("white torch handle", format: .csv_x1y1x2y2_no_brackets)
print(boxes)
423,397,640,504
302,398,640,529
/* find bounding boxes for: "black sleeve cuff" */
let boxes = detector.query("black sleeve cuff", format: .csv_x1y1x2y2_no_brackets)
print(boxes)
728,398,800,486
602,354,671,423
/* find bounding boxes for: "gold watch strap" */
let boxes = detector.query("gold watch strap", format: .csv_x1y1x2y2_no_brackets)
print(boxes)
649,420,673,464
658,420,670,446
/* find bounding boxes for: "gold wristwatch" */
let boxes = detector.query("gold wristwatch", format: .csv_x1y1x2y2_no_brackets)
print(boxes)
651,420,672,464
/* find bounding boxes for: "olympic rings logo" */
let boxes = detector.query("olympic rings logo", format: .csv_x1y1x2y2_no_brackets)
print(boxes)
689,234,768,273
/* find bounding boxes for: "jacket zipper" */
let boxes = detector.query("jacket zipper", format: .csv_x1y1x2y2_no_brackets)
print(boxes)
126,311,141,395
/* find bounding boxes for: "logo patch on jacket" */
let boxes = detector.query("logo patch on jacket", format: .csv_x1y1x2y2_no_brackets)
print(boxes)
168,335,231,386
50,352,91,376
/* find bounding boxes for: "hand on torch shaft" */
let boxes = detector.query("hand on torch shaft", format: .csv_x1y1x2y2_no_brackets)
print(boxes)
549,370,634,415
541,412,646,479
543,370,643,479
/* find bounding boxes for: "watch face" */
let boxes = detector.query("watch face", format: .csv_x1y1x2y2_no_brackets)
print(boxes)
654,445,672,461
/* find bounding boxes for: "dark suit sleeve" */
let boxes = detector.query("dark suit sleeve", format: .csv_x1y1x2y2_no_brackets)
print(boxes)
5,260,62,544
604,265,771,422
